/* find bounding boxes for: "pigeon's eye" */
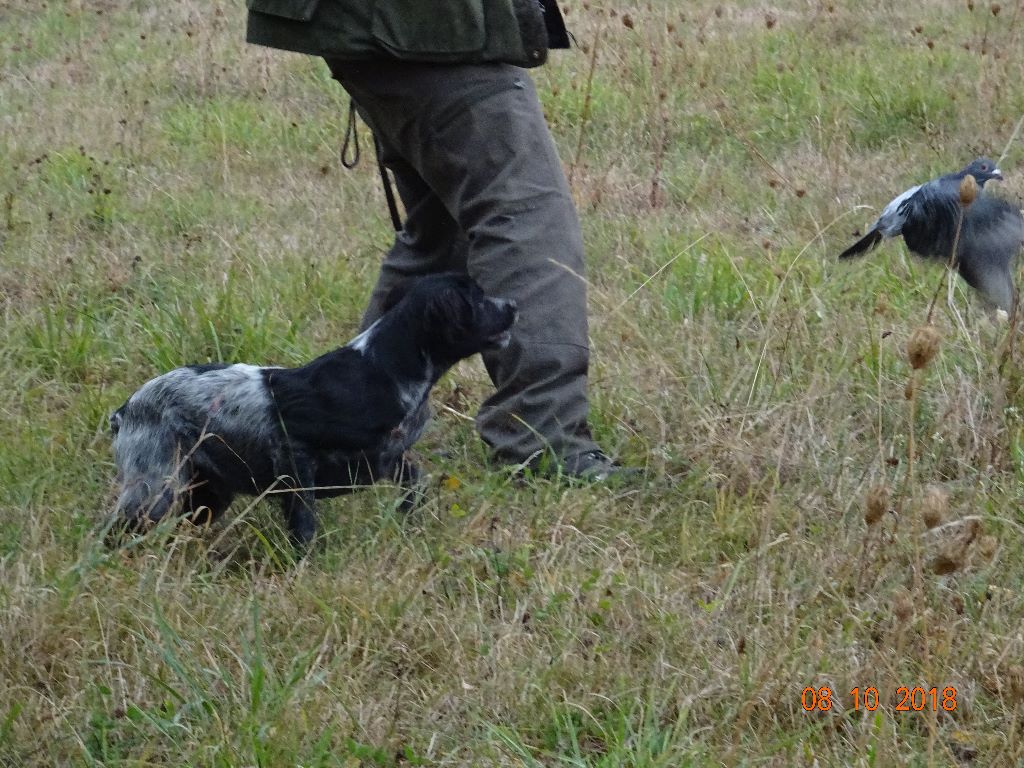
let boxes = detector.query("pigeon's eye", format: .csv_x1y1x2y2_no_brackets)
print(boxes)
981,164,989,170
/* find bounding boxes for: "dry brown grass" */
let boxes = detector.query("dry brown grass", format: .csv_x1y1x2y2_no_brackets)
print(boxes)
3,0,1024,765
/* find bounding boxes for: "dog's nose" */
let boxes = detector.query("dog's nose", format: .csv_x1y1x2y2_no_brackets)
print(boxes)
495,297,518,316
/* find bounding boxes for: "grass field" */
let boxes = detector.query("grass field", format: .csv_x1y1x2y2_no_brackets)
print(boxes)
3,1,1024,765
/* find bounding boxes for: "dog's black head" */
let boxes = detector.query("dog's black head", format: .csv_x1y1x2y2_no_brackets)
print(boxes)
389,274,518,364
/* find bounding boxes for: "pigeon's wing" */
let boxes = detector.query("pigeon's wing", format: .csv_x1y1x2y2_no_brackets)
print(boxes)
838,184,922,259
899,182,961,260
874,184,922,237
956,196,1024,309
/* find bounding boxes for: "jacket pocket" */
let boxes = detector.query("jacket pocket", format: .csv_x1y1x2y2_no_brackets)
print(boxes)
371,0,487,56
246,0,322,22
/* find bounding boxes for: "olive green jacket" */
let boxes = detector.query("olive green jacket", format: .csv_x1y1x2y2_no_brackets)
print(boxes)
246,0,555,68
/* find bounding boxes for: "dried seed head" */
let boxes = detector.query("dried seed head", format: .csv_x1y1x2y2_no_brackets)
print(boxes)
1008,665,1024,703
907,324,941,369
991,2,1001,16
951,592,965,614
865,484,889,525
932,546,963,575
960,174,978,206
978,534,998,559
893,588,914,622
958,518,982,554
921,485,949,529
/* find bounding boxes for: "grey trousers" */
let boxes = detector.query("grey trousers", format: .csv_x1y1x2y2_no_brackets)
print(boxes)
325,59,598,464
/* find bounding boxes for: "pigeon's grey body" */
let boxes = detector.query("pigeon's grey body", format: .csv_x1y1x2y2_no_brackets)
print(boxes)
839,158,1022,310
957,196,1024,311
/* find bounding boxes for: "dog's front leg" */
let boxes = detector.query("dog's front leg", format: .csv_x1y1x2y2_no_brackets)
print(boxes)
395,453,425,512
284,491,317,549
274,448,318,550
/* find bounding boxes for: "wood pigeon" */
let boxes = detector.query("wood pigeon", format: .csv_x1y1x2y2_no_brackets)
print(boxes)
839,158,1023,310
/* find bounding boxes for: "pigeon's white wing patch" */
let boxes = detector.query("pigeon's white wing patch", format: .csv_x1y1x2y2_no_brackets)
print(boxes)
872,184,922,237
885,184,922,216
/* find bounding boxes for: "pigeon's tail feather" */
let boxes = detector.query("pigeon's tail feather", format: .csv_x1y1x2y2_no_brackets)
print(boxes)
838,229,884,259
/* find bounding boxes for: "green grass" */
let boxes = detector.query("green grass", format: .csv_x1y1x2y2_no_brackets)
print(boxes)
3,0,1024,765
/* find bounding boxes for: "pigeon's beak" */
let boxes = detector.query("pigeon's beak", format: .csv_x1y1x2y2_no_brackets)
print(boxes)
993,168,1004,181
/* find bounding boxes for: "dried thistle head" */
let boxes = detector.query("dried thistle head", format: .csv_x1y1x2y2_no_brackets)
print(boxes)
962,517,982,545
960,174,978,206
1007,665,1024,703
874,292,890,315
932,548,963,575
921,485,949,529
865,484,889,525
893,588,914,622
907,324,942,369
978,534,998,560
950,592,965,615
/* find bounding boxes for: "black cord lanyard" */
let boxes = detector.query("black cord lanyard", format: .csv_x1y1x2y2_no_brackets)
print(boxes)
341,98,403,232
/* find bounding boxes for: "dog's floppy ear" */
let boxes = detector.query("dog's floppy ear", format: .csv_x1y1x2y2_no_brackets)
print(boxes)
110,406,125,436
381,281,411,313
427,284,472,329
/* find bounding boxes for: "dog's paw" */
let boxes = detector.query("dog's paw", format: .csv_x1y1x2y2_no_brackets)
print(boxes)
397,482,428,512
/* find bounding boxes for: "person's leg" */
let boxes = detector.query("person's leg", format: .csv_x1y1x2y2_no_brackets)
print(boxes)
327,58,468,329
354,142,469,330
328,60,606,468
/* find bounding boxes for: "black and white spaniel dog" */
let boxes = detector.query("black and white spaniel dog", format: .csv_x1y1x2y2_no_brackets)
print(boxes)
109,273,517,548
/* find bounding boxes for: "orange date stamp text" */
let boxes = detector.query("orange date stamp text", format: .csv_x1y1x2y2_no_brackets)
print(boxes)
801,686,957,712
